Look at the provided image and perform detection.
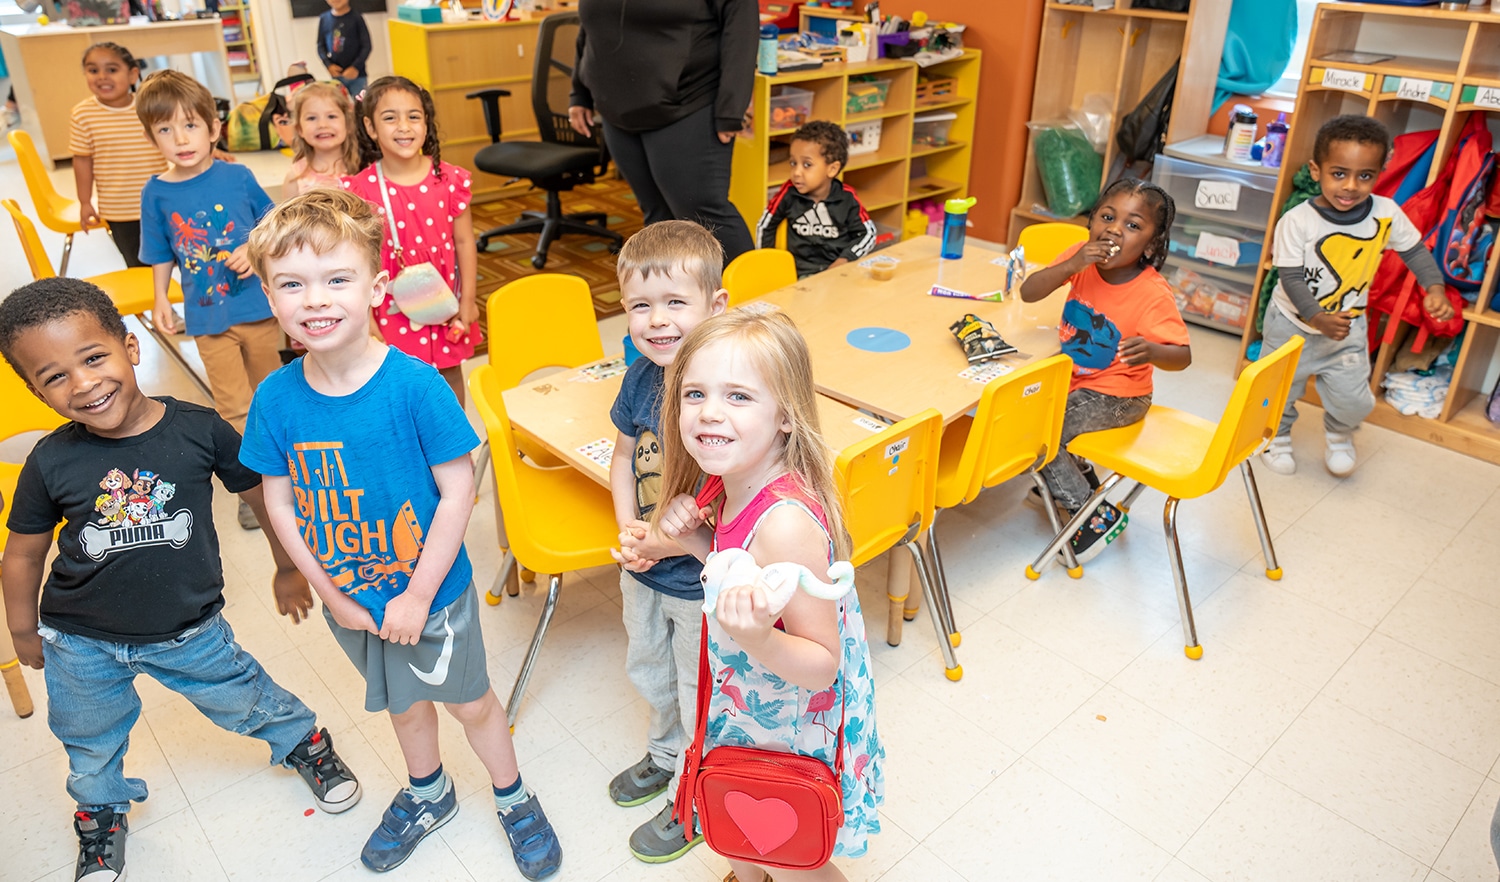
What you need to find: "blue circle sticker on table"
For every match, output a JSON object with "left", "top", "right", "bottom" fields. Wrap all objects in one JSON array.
[{"left": 847, "top": 327, "right": 911, "bottom": 353}]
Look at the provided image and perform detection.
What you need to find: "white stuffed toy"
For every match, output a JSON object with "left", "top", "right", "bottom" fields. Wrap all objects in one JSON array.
[{"left": 699, "top": 547, "right": 855, "bottom": 616}]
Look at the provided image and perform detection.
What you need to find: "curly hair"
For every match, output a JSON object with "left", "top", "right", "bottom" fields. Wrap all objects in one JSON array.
[
  {"left": 1313, "top": 114, "right": 1392, "bottom": 164},
  {"left": 0, "top": 278, "right": 127, "bottom": 378},
  {"left": 355, "top": 76, "right": 443, "bottom": 178},
  {"left": 1091, "top": 178, "right": 1176, "bottom": 271},
  {"left": 791, "top": 120, "right": 849, "bottom": 169}
]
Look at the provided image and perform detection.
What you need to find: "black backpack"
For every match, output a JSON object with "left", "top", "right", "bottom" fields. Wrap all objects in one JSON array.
[{"left": 1110, "top": 60, "right": 1178, "bottom": 183}]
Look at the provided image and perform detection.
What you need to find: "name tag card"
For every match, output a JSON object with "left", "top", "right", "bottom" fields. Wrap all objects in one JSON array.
[
  {"left": 1194, "top": 181, "right": 1241, "bottom": 212},
  {"left": 1193, "top": 231, "right": 1242, "bottom": 266},
  {"left": 1321, "top": 67, "right": 1368, "bottom": 92},
  {"left": 1396, "top": 77, "right": 1433, "bottom": 102},
  {"left": 1475, "top": 86, "right": 1500, "bottom": 110}
]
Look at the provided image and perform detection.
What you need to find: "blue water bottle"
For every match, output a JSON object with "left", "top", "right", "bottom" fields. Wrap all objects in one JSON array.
[
  {"left": 758, "top": 24, "right": 779, "bottom": 76},
  {"left": 940, "top": 196, "right": 977, "bottom": 260}
]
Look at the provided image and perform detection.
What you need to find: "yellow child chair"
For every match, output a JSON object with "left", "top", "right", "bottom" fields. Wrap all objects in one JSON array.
[
  {"left": 0, "top": 365, "right": 66, "bottom": 719},
  {"left": 9, "top": 130, "right": 86, "bottom": 277},
  {"left": 1025, "top": 336, "right": 1305, "bottom": 660},
  {"left": 835, "top": 408, "right": 961, "bottom": 680},
  {"left": 1016, "top": 221, "right": 1090, "bottom": 267},
  {"left": 926, "top": 354, "right": 1082, "bottom": 648},
  {"left": 470, "top": 364, "right": 620, "bottom": 726},
  {"left": 3, "top": 199, "right": 212, "bottom": 402},
  {"left": 479, "top": 274, "right": 606, "bottom": 597},
  {"left": 723, "top": 248, "right": 797, "bottom": 308}
]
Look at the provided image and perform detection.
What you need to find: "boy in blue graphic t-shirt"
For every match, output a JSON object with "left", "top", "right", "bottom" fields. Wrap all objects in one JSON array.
[{"left": 240, "top": 188, "right": 563, "bottom": 880}]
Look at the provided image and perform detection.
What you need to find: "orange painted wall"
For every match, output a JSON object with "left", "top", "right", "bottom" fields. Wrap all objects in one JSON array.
[{"left": 848, "top": 0, "right": 1043, "bottom": 242}]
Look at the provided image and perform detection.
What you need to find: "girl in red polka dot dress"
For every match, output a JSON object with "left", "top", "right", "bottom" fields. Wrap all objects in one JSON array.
[{"left": 344, "top": 76, "right": 479, "bottom": 403}]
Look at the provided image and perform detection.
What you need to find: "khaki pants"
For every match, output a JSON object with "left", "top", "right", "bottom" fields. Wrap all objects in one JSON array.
[{"left": 194, "top": 317, "right": 282, "bottom": 433}]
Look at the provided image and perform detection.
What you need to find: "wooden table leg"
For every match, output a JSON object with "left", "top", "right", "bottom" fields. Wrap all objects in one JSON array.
[
  {"left": 0, "top": 606, "right": 34, "bottom": 719},
  {"left": 885, "top": 550, "right": 912, "bottom": 647}
]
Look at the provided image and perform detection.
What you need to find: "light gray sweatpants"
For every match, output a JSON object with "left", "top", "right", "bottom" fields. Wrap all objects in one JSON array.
[
  {"left": 619, "top": 569, "right": 702, "bottom": 801},
  {"left": 1262, "top": 304, "right": 1376, "bottom": 437}
]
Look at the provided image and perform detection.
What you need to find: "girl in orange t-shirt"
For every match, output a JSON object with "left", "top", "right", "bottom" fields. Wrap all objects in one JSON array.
[{"left": 1020, "top": 178, "right": 1192, "bottom": 562}]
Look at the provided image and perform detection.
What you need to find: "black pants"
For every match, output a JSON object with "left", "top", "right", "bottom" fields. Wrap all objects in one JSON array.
[
  {"left": 107, "top": 220, "right": 145, "bottom": 268},
  {"left": 602, "top": 104, "right": 753, "bottom": 264}
]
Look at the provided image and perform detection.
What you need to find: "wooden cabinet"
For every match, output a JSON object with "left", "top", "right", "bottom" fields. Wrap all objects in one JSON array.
[
  {"left": 218, "top": 2, "right": 258, "bottom": 83},
  {"left": 1009, "top": 0, "right": 1231, "bottom": 234},
  {"left": 728, "top": 50, "right": 981, "bottom": 245},
  {"left": 1241, "top": 2, "right": 1500, "bottom": 465},
  {"left": 388, "top": 18, "right": 541, "bottom": 201}
]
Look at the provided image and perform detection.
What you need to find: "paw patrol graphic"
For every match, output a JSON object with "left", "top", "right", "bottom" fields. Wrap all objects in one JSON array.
[
  {"left": 634, "top": 428, "right": 664, "bottom": 518},
  {"left": 81, "top": 466, "right": 193, "bottom": 560},
  {"left": 287, "top": 441, "right": 426, "bottom": 602},
  {"left": 1060, "top": 299, "right": 1123, "bottom": 373},
  {"left": 1309, "top": 219, "right": 1394, "bottom": 316}
]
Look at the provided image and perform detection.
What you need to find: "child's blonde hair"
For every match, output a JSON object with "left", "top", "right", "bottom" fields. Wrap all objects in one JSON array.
[
  {"left": 653, "top": 306, "right": 851, "bottom": 560},
  {"left": 135, "top": 69, "right": 217, "bottom": 133},
  {"left": 616, "top": 220, "right": 724, "bottom": 301},
  {"left": 289, "top": 82, "right": 360, "bottom": 176},
  {"left": 245, "top": 188, "right": 384, "bottom": 282}
]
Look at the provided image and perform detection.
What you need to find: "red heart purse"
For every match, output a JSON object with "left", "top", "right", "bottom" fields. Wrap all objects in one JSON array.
[{"left": 674, "top": 615, "right": 845, "bottom": 870}]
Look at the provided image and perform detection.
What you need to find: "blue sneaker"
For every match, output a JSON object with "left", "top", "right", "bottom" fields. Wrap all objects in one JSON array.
[
  {"left": 498, "top": 792, "right": 563, "bottom": 880},
  {"left": 360, "top": 779, "right": 459, "bottom": 872}
]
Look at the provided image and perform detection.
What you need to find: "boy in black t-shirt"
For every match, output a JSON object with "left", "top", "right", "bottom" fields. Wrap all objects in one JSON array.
[
  {"left": 0, "top": 278, "right": 362, "bottom": 882},
  {"left": 756, "top": 120, "right": 878, "bottom": 277}
]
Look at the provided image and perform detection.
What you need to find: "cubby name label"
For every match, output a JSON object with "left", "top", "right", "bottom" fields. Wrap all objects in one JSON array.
[
  {"left": 1194, "top": 181, "right": 1241, "bottom": 212},
  {"left": 1475, "top": 87, "right": 1500, "bottom": 110},
  {"left": 1397, "top": 78, "right": 1433, "bottom": 103},
  {"left": 1321, "top": 68, "right": 1367, "bottom": 92}
]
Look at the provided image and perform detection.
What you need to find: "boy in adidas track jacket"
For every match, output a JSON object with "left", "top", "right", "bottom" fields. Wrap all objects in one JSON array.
[{"left": 757, "top": 120, "right": 877, "bottom": 277}]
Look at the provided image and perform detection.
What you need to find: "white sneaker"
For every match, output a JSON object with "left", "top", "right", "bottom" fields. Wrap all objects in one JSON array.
[
  {"left": 1325, "top": 432, "right": 1357, "bottom": 477},
  {"left": 1260, "top": 435, "right": 1296, "bottom": 475}
]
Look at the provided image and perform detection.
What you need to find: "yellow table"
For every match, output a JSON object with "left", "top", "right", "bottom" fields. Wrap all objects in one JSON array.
[
  {"left": 500, "top": 358, "right": 887, "bottom": 489},
  {"left": 757, "top": 236, "right": 1064, "bottom": 425},
  {"left": 0, "top": 19, "right": 234, "bottom": 167}
]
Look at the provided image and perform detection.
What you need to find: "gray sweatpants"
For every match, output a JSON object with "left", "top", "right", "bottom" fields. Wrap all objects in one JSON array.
[
  {"left": 619, "top": 569, "right": 702, "bottom": 801},
  {"left": 1040, "top": 387, "right": 1152, "bottom": 513},
  {"left": 1262, "top": 305, "right": 1375, "bottom": 437}
]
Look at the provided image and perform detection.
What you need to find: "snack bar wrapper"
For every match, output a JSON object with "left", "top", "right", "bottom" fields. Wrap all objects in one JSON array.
[{"left": 949, "top": 313, "right": 1018, "bottom": 363}]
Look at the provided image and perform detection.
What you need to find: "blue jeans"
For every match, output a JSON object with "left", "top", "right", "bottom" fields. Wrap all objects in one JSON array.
[
  {"left": 39, "top": 613, "right": 317, "bottom": 813},
  {"left": 337, "top": 74, "right": 367, "bottom": 101}
]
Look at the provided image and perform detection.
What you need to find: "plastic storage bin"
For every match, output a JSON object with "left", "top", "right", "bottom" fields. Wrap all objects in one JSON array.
[
  {"left": 1165, "top": 263, "right": 1252, "bottom": 331},
  {"left": 846, "top": 119, "right": 883, "bottom": 155},
  {"left": 912, "top": 112, "right": 958, "bottom": 148},
  {"left": 769, "top": 86, "right": 814, "bottom": 131},
  {"left": 1152, "top": 154, "right": 1276, "bottom": 226},
  {"left": 1165, "top": 220, "right": 1263, "bottom": 268},
  {"left": 846, "top": 76, "right": 891, "bottom": 114}
]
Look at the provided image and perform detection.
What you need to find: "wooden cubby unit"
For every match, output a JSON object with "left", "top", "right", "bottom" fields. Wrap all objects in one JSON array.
[{"left": 1240, "top": 2, "right": 1500, "bottom": 465}]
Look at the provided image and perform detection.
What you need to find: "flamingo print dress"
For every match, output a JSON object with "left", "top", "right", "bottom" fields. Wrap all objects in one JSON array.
[{"left": 707, "top": 474, "right": 885, "bottom": 857}]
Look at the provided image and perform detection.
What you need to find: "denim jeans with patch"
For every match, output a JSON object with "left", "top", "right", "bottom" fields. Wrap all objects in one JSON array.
[
  {"left": 1040, "top": 387, "right": 1153, "bottom": 513},
  {"left": 39, "top": 612, "right": 317, "bottom": 813}
]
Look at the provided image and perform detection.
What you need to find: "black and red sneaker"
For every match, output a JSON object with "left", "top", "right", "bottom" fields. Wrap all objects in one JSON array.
[
  {"left": 73, "top": 808, "right": 127, "bottom": 881},
  {"left": 286, "top": 727, "right": 362, "bottom": 813}
]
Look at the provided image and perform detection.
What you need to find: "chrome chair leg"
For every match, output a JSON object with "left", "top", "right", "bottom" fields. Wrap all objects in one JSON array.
[
  {"left": 1163, "top": 497, "right": 1202, "bottom": 659},
  {"left": 473, "top": 441, "right": 490, "bottom": 491},
  {"left": 59, "top": 233, "right": 74, "bottom": 277},
  {"left": 1030, "top": 472, "right": 1082, "bottom": 575},
  {"left": 1026, "top": 473, "right": 1123, "bottom": 579},
  {"left": 904, "top": 540, "right": 961, "bottom": 680},
  {"left": 506, "top": 573, "right": 561, "bottom": 728},
  {"left": 1119, "top": 480, "right": 1148, "bottom": 512},
  {"left": 923, "top": 511, "right": 958, "bottom": 641},
  {"left": 135, "top": 311, "right": 215, "bottom": 402},
  {"left": 1240, "top": 461, "right": 1282, "bottom": 579}
]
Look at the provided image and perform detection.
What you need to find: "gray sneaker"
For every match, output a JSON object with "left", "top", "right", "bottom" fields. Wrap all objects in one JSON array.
[
  {"left": 74, "top": 808, "right": 127, "bottom": 881},
  {"left": 608, "top": 754, "right": 671, "bottom": 807},
  {"left": 628, "top": 801, "right": 702, "bottom": 863}
]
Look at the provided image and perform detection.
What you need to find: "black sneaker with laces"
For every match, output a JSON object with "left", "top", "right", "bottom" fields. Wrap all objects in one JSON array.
[
  {"left": 1068, "top": 501, "right": 1128, "bottom": 565},
  {"left": 285, "top": 727, "right": 362, "bottom": 813},
  {"left": 73, "top": 808, "right": 127, "bottom": 882}
]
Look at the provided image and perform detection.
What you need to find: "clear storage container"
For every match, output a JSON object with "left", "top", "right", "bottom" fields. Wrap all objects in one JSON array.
[
  {"left": 912, "top": 112, "right": 958, "bottom": 148},
  {"left": 769, "top": 86, "right": 814, "bottom": 131},
  {"left": 1152, "top": 154, "right": 1277, "bottom": 227}
]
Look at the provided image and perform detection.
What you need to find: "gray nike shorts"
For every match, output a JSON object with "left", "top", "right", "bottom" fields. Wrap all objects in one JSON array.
[{"left": 325, "top": 583, "right": 491, "bottom": 715}]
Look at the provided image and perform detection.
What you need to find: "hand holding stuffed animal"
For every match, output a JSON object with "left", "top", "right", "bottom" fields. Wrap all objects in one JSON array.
[{"left": 699, "top": 547, "right": 855, "bottom": 616}]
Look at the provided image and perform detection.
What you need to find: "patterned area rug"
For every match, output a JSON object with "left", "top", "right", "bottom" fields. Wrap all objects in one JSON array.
[{"left": 471, "top": 175, "right": 644, "bottom": 333}]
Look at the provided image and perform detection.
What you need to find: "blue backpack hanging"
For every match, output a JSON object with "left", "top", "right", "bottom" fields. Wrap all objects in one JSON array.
[{"left": 1433, "top": 147, "right": 1495, "bottom": 299}]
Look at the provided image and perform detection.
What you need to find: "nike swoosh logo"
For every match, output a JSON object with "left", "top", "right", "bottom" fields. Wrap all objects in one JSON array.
[{"left": 408, "top": 609, "right": 454, "bottom": 686}]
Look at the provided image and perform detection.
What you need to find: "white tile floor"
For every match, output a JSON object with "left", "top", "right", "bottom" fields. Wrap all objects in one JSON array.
[{"left": 3, "top": 150, "right": 1500, "bottom": 882}]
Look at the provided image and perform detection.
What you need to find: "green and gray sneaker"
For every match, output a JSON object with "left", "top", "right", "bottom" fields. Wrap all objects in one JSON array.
[
  {"left": 608, "top": 754, "right": 671, "bottom": 807},
  {"left": 628, "top": 801, "right": 702, "bottom": 863}
]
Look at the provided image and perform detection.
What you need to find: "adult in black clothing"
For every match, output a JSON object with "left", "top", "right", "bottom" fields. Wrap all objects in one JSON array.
[{"left": 568, "top": 0, "right": 756, "bottom": 263}]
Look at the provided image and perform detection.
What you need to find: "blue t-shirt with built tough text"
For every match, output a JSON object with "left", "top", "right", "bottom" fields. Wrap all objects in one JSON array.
[
  {"left": 139, "top": 161, "right": 274, "bottom": 336},
  {"left": 611, "top": 358, "right": 703, "bottom": 601},
  {"left": 239, "top": 348, "right": 480, "bottom": 627}
]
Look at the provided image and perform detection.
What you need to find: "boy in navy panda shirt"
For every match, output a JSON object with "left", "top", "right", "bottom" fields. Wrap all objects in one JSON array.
[{"left": 756, "top": 120, "right": 878, "bottom": 277}]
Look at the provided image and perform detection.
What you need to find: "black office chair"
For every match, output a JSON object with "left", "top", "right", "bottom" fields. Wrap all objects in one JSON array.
[{"left": 467, "top": 11, "right": 623, "bottom": 270}]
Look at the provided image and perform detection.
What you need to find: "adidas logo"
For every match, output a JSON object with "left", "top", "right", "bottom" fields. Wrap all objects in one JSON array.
[{"left": 791, "top": 203, "right": 841, "bottom": 239}]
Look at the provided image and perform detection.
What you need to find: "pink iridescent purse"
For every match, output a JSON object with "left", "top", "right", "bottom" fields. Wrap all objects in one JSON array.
[{"left": 376, "top": 162, "right": 460, "bottom": 327}]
